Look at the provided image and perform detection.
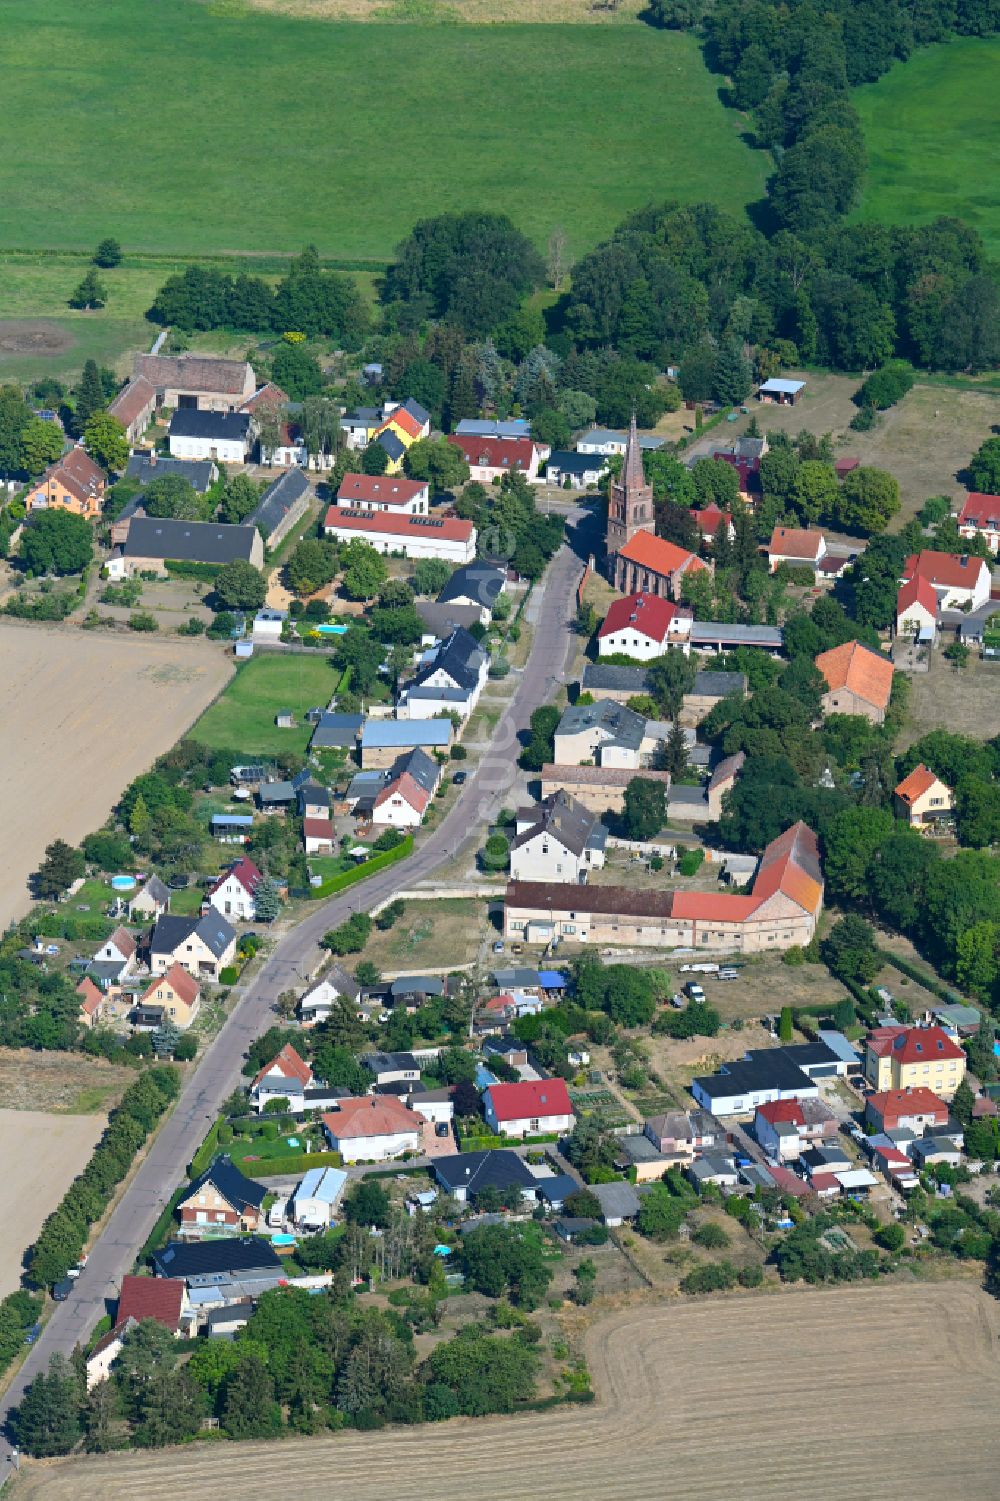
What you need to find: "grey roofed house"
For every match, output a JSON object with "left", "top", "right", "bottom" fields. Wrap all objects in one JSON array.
[
  {"left": 130, "top": 874, "right": 171, "bottom": 909},
  {"left": 544, "top": 450, "right": 608, "bottom": 478},
  {"left": 689, "top": 1153, "right": 739, "bottom": 1185},
  {"left": 296, "top": 781, "right": 331, "bottom": 813},
  {"left": 152, "top": 1237, "right": 281, "bottom": 1284},
  {"left": 310, "top": 712, "right": 364, "bottom": 750},
  {"left": 125, "top": 453, "right": 216, "bottom": 493},
  {"left": 618, "top": 1134, "right": 673, "bottom": 1168},
  {"left": 692, "top": 1048, "right": 816, "bottom": 1102},
  {"left": 123, "top": 516, "right": 259, "bottom": 566},
  {"left": 389, "top": 975, "right": 444, "bottom": 1000},
  {"left": 345, "top": 768, "right": 390, "bottom": 807},
  {"left": 437, "top": 562, "right": 507, "bottom": 613},
  {"left": 433, "top": 1149, "right": 537, "bottom": 1198},
  {"left": 581, "top": 663, "right": 650, "bottom": 696},
  {"left": 454, "top": 418, "right": 530, "bottom": 440},
  {"left": 410, "top": 626, "right": 486, "bottom": 694},
  {"left": 167, "top": 409, "right": 252, "bottom": 444},
  {"left": 150, "top": 911, "right": 235, "bottom": 962},
  {"left": 692, "top": 670, "right": 747, "bottom": 700},
  {"left": 415, "top": 599, "right": 483, "bottom": 638},
  {"left": 186, "top": 1155, "right": 266, "bottom": 1214},
  {"left": 247, "top": 467, "right": 311, "bottom": 540},
  {"left": 533, "top": 1173, "right": 579, "bottom": 1207},
  {"left": 512, "top": 789, "right": 608, "bottom": 860},
  {"left": 362, "top": 1050, "right": 419, "bottom": 1074},
  {"left": 492, "top": 967, "right": 541, "bottom": 989},
  {"left": 362, "top": 720, "right": 452, "bottom": 751},
  {"left": 591, "top": 1181, "right": 641, "bottom": 1224},
  {"left": 393, "top": 746, "right": 439, "bottom": 796},
  {"left": 739, "top": 1162, "right": 777, "bottom": 1191},
  {"left": 404, "top": 684, "right": 470, "bottom": 708},
  {"left": 258, "top": 779, "right": 295, "bottom": 807},
  {"left": 556, "top": 698, "right": 646, "bottom": 753}
]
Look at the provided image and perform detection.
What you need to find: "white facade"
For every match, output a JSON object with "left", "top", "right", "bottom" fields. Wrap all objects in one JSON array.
[
  {"left": 691, "top": 1080, "right": 819, "bottom": 1118},
  {"left": 411, "top": 1096, "right": 455, "bottom": 1126},
  {"left": 483, "top": 1107, "right": 575, "bottom": 1140},
  {"left": 371, "top": 786, "right": 425, "bottom": 828},
  {"left": 327, "top": 1126, "right": 421, "bottom": 1164},
  {"left": 896, "top": 599, "right": 937, "bottom": 640},
  {"left": 598, "top": 618, "right": 691, "bottom": 660},
  {"left": 206, "top": 873, "right": 256, "bottom": 922},
  {"left": 509, "top": 829, "right": 605, "bottom": 884},
  {"left": 299, "top": 975, "right": 351, "bottom": 1025},
  {"left": 169, "top": 433, "right": 250, "bottom": 464},
  {"left": 323, "top": 516, "right": 476, "bottom": 564}
]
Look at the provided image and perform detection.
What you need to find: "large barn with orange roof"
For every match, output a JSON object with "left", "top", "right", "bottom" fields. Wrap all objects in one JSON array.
[
  {"left": 815, "top": 640, "right": 894, "bottom": 724},
  {"left": 505, "top": 821, "right": 822, "bottom": 954}
]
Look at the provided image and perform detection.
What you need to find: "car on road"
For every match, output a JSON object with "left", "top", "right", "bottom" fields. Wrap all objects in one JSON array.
[
  {"left": 52, "top": 1279, "right": 73, "bottom": 1301},
  {"left": 452, "top": 771, "right": 468, "bottom": 785}
]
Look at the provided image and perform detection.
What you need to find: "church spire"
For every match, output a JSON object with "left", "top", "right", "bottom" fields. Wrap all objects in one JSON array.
[{"left": 622, "top": 412, "right": 645, "bottom": 492}]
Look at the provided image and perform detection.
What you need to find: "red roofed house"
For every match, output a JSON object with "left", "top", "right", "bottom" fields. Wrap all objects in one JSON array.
[
  {"left": 815, "top": 640, "right": 894, "bottom": 724},
  {"left": 767, "top": 526, "right": 827, "bottom": 573},
  {"left": 690, "top": 502, "right": 736, "bottom": 544},
  {"left": 956, "top": 493, "right": 1000, "bottom": 555},
  {"left": 322, "top": 1096, "right": 423, "bottom": 1162},
  {"left": 108, "top": 376, "right": 157, "bottom": 446},
  {"left": 446, "top": 434, "right": 544, "bottom": 484},
  {"left": 483, "top": 1078, "right": 575, "bottom": 1139},
  {"left": 303, "top": 815, "right": 335, "bottom": 855},
  {"left": 505, "top": 820, "right": 823, "bottom": 954},
  {"left": 371, "top": 770, "right": 432, "bottom": 829},
  {"left": 597, "top": 592, "right": 693, "bottom": 660},
  {"left": 26, "top": 446, "right": 107, "bottom": 521},
  {"left": 205, "top": 855, "right": 263, "bottom": 922},
  {"left": 323, "top": 505, "right": 476, "bottom": 565},
  {"left": 77, "top": 976, "right": 106, "bottom": 1029},
  {"left": 866, "top": 1087, "right": 949, "bottom": 1135},
  {"left": 896, "top": 574, "right": 938, "bottom": 643},
  {"left": 864, "top": 1025, "right": 966, "bottom": 1098},
  {"left": 903, "top": 550, "right": 991, "bottom": 610},
  {"left": 87, "top": 1275, "right": 190, "bottom": 1388},
  {"left": 251, "top": 1043, "right": 314, "bottom": 1108},
  {"left": 754, "top": 1095, "right": 839, "bottom": 1162},
  {"left": 894, "top": 764, "right": 953, "bottom": 829},
  {"left": 335, "top": 473, "right": 430, "bottom": 515},
  {"left": 139, "top": 964, "right": 202, "bottom": 1030}
]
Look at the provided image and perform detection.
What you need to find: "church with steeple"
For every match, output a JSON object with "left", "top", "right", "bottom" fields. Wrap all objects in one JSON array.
[
  {"left": 605, "top": 414, "right": 654, "bottom": 563},
  {"left": 605, "top": 415, "right": 709, "bottom": 602}
]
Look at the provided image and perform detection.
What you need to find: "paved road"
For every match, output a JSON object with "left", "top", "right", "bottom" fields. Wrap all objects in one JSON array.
[{"left": 0, "top": 509, "right": 596, "bottom": 1455}]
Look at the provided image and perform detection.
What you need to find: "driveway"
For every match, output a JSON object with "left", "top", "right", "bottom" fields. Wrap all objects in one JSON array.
[{"left": 0, "top": 510, "right": 596, "bottom": 1457}]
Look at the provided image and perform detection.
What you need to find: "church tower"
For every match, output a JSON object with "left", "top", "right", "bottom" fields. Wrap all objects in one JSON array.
[{"left": 605, "top": 414, "right": 655, "bottom": 565}]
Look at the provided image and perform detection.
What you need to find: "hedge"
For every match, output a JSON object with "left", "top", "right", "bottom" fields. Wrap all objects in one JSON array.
[
  {"left": 164, "top": 559, "right": 220, "bottom": 580},
  {"left": 308, "top": 833, "right": 413, "bottom": 900},
  {"left": 878, "top": 949, "right": 965, "bottom": 1007},
  {"left": 189, "top": 1118, "right": 223, "bottom": 1179},
  {"left": 237, "top": 1148, "right": 344, "bottom": 1177}
]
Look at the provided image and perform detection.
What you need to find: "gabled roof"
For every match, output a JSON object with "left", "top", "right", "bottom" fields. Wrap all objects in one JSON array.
[
  {"left": 324, "top": 507, "right": 473, "bottom": 543},
  {"left": 362, "top": 719, "right": 451, "bottom": 749},
  {"left": 108, "top": 376, "right": 156, "bottom": 426},
  {"left": 615, "top": 531, "right": 705, "bottom": 578},
  {"left": 115, "top": 1274, "right": 185, "bottom": 1332},
  {"left": 903, "top": 550, "right": 991, "bottom": 590},
  {"left": 897, "top": 574, "right": 938, "bottom": 618},
  {"left": 210, "top": 855, "right": 263, "bottom": 899},
  {"left": 184, "top": 1154, "right": 267, "bottom": 1213},
  {"left": 411, "top": 626, "right": 486, "bottom": 693},
  {"left": 142, "top": 963, "right": 200, "bottom": 1010},
  {"left": 124, "top": 517, "right": 258, "bottom": 566},
  {"left": 41, "top": 446, "right": 105, "bottom": 504},
  {"left": 511, "top": 789, "right": 605, "bottom": 858},
  {"left": 755, "top": 1098, "right": 805, "bottom": 1127},
  {"left": 768, "top": 526, "right": 825, "bottom": 561},
  {"left": 895, "top": 763, "right": 946, "bottom": 805},
  {"left": 889, "top": 1026, "right": 964, "bottom": 1065},
  {"left": 323, "top": 1096, "right": 422, "bottom": 1139},
  {"left": 749, "top": 820, "right": 823, "bottom": 915},
  {"left": 433, "top": 1149, "right": 536, "bottom": 1195},
  {"left": 376, "top": 429, "right": 406, "bottom": 461},
  {"left": 248, "top": 467, "right": 311, "bottom": 534},
  {"left": 393, "top": 746, "right": 440, "bottom": 795},
  {"left": 485, "top": 1078, "right": 573, "bottom": 1122},
  {"left": 134, "top": 353, "right": 253, "bottom": 396},
  {"left": 815, "top": 641, "right": 893, "bottom": 711},
  {"left": 437, "top": 562, "right": 507, "bottom": 609},
  {"left": 76, "top": 976, "right": 103, "bottom": 1017},
  {"left": 152, "top": 1236, "right": 281, "bottom": 1280},
  {"left": 241, "top": 381, "right": 290, "bottom": 412},
  {"left": 253, "top": 1043, "right": 313, "bottom": 1091},
  {"left": 373, "top": 770, "right": 432, "bottom": 816},
  {"left": 868, "top": 1087, "right": 948, "bottom": 1122},
  {"left": 125, "top": 454, "right": 216, "bottom": 493},
  {"left": 598, "top": 592, "right": 689, "bottom": 643},
  {"left": 691, "top": 501, "right": 734, "bottom": 532},
  {"left": 958, "top": 492, "right": 1000, "bottom": 529},
  {"left": 168, "top": 409, "right": 251, "bottom": 442},
  {"left": 555, "top": 697, "right": 646, "bottom": 751},
  {"left": 336, "top": 473, "right": 428, "bottom": 506},
  {"left": 194, "top": 911, "right": 236, "bottom": 958},
  {"left": 134, "top": 874, "right": 171, "bottom": 906},
  {"left": 446, "top": 434, "right": 539, "bottom": 469},
  {"left": 107, "top": 925, "right": 137, "bottom": 960}
]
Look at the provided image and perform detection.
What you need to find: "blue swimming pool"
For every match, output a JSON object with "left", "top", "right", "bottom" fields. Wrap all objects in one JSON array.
[
  {"left": 110, "top": 875, "right": 136, "bottom": 891},
  {"left": 312, "top": 623, "right": 348, "bottom": 636},
  {"left": 271, "top": 1233, "right": 296, "bottom": 1246}
]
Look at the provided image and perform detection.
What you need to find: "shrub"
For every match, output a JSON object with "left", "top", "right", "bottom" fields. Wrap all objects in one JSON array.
[
  {"left": 450, "top": 744, "right": 467, "bottom": 760},
  {"left": 128, "top": 611, "right": 158, "bottom": 633},
  {"left": 679, "top": 1261, "right": 737, "bottom": 1295},
  {"left": 691, "top": 1222, "right": 730, "bottom": 1249},
  {"left": 738, "top": 1263, "right": 764, "bottom": 1288},
  {"left": 219, "top": 965, "right": 239, "bottom": 985},
  {"left": 174, "top": 1034, "right": 198, "bottom": 1062},
  {"left": 677, "top": 847, "right": 704, "bottom": 877},
  {"left": 856, "top": 363, "right": 913, "bottom": 412}
]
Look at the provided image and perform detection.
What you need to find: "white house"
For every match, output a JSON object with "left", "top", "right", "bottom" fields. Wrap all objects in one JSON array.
[
  {"left": 410, "top": 1089, "right": 454, "bottom": 1127},
  {"left": 576, "top": 427, "right": 664, "bottom": 457},
  {"left": 252, "top": 608, "right": 287, "bottom": 643},
  {"left": 322, "top": 1097, "right": 423, "bottom": 1163},
  {"left": 956, "top": 493, "right": 1000, "bottom": 555},
  {"left": 482, "top": 1079, "right": 575, "bottom": 1139},
  {"left": 509, "top": 790, "right": 608, "bottom": 883},
  {"left": 445, "top": 435, "right": 545, "bottom": 484},
  {"left": 289, "top": 1167, "right": 348, "bottom": 1229},
  {"left": 597, "top": 592, "right": 693, "bottom": 660},
  {"left": 250, "top": 1043, "right": 314, "bottom": 1111},
  {"left": 168, "top": 410, "right": 252, "bottom": 463},
  {"left": 903, "top": 550, "right": 992, "bottom": 611},
  {"left": 93, "top": 926, "right": 138, "bottom": 976},
  {"left": 335, "top": 473, "right": 430, "bottom": 514},
  {"left": 298, "top": 965, "right": 361, "bottom": 1026},
  {"left": 767, "top": 526, "right": 827, "bottom": 573},
  {"left": 896, "top": 575, "right": 938, "bottom": 643},
  {"left": 303, "top": 816, "right": 335, "bottom": 855},
  {"left": 371, "top": 771, "right": 431, "bottom": 828},
  {"left": 205, "top": 856, "right": 263, "bottom": 922},
  {"left": 323, "top": 506, "right": 476, "bottom": 564}
]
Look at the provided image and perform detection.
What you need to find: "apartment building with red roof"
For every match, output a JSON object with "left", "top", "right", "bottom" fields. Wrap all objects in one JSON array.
[
  {"left": 864, "top": 1024, "right": 966, "bottom": 1098},
  {"left": 445, "top": 433, "right": 545, "bottom": 483},
  {"left": 324, "top": 505, "right": 476, "bottom": 564},
  {"left": 334, "top": 473, "right": 430, "bottom": 514}
]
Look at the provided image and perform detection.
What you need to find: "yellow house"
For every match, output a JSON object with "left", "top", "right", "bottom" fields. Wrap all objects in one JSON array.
[
  {"left": 864, "top": 1025, "right": 966, "bottom": 1099},
  {"left": 139, "top": 963, "right": 201, "bottom": 1030},
  {"left": 894, "top": 764, "right": 953, "bottom": 830},
  {"left": 369, "top": 399, "right": 430, "bottom": 475},
  {"left": 26, "top": 448, "right": 106, "bottom": 521}
]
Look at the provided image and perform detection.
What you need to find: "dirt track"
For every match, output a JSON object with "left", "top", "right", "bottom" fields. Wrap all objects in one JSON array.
[
  {"left": 0, "top": 625, "right": 231, "bottom": 928},
  {"left": 15, "top": 1283, "right": 1000, "bottom": 1500}
]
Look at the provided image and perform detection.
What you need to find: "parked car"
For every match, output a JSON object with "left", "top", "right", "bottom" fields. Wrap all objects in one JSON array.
[
  {"left": 52, "top": 1279, "right": 73, "bottom": 1302},
  {"left": 685, "top": 981, "right": 706, "bottom": 1003},
  {"left": 493, "top": 941, "right": 504, "bottom": 953},
  {"left": 452, "top": 771, "right": 468, "bottom": 785},
  {"left": 435, "top": 1121, "right": 450, "bottom": 1138},
  {"left": 717, "top": 968, "right": 739, "bottom": 981}
]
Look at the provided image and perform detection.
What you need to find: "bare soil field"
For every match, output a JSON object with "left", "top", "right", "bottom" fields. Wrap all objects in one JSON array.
[
  {"left": 0, "top": 1051, "right": 134, "bottom": 1115},
  {"left": 18, "top": 1283, "right": 1000, "bottom": 1500},
  {"left": 902, "top": 645, "right": 1000, "bottom": 745},
  {"left": 0, "top": 625, "right": 232, "bottom": 928},
  {"left": 0, "top": 1110, "right": 106, "bottom": 1298}
]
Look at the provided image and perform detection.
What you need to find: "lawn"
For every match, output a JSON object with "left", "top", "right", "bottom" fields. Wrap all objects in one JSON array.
[
  {"left": 190, "top": 654, "right": 340, "bottom": 756},
  {"left": 853, "top": 37, "right": 1000, "bottom": 257},
  {"left": 0, "top": 1, "right": 768, "bottom": 265},
  {"left": 361, "top": 897, "right": 490, "bottom": 973}
]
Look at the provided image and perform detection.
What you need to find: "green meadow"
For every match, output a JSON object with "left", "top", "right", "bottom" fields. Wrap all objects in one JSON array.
[
  {"left": 853, "top": 37, "right": 1000, "bottom": 257},
  {"left": 0, "top": 0, "right": 767, "bottom": 263}
]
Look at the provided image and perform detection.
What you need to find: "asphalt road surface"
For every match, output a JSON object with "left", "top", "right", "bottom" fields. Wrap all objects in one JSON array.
[{"left": 0, "top": 509, "right": 595, "bottom": 1458}]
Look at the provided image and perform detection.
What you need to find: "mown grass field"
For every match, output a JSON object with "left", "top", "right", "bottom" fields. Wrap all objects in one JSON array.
[
  {"left": 190, "top": 654, "right": 340, "bottom": 756},
  {"left": 853, "top": 37, "right": 1000, "bottom": 256},
  {"left": 0, "top": 0, "right": 767, "bottom": 264}
]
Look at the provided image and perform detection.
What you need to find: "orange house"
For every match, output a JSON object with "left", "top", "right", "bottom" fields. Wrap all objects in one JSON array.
[{"left": 27, "top": 448, "right": 106, "bottom": 520}]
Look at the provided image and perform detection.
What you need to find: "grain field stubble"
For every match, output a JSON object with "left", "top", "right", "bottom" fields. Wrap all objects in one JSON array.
[{"left": 14, "top": 1283, "right": 1000, "bottom": 1500}]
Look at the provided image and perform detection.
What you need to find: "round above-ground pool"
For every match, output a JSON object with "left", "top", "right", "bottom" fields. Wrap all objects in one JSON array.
[{"left": 110, "top": 875, "right": 137, "bottom": 891}]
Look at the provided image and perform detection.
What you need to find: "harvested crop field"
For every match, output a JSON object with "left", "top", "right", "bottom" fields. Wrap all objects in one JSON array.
[
  {"left": 17, "top": 1283, "right": 1000, "bottom": 1500},
  {"left": 0, "top": 1051, "right": 134, "bottom": 1116},
  {"left": 0, "top": 1110, "right": 106, "bottom": 1298},
  {"left": 0, "top": 625, "right": 231, "bottom": 928}
]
